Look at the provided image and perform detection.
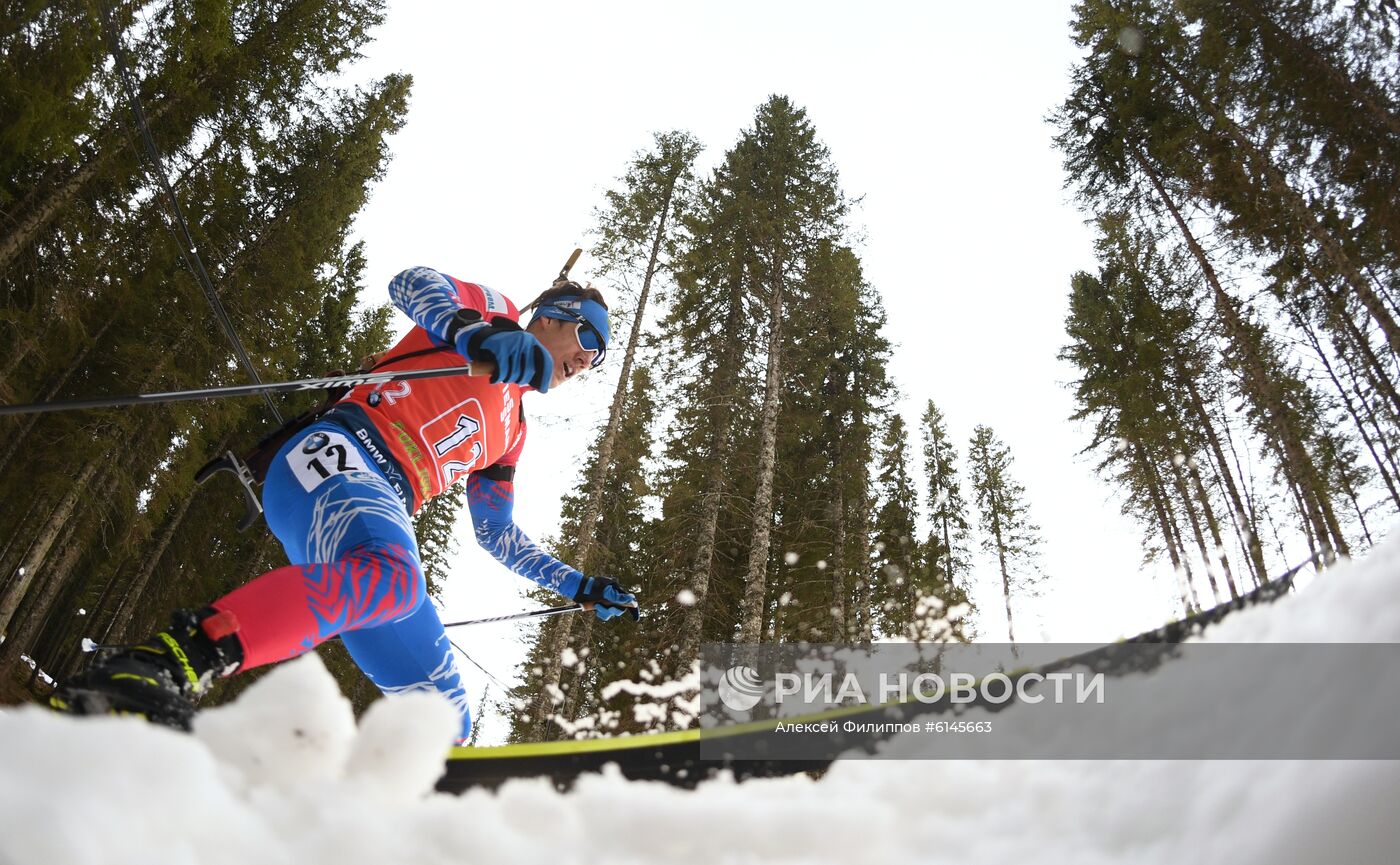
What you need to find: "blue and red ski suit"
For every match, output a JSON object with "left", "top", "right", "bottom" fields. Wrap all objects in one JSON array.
[{"left": 209, "top": 267, "right": 585, "bottom": 739}]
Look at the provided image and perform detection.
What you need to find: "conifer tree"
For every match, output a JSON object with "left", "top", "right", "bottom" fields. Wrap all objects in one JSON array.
[
  {"left": 726, "top": 96, "right": 847, "bottom": 647},
  {"left": 967, "top": 426, "right": 1044, "bottom": 648},
  {"left": 529, "top": 131, "right": 699, "bottom": 733},
  {"left": 0, "top": 4, "right": 411, "bottom": 704},
  {"left": 648, "top": 131, "right": 764, "bottom": 668},
  {"left": 1051, "top": 2, "right": 1378, "bottom": 566},
  {"left": 1059, "top": 215, "right": 1272, "bottom": 605},
  {"left": 774, "top": 242, "right": 891, "bottom": 642},
  {"left": 869, "top": 413, "right": 921, "bottom": 637},
  {"left": 509, "top": 365, "right": 659, "bottom": 740},
  {"left": 920, "top": 400, "right": 972, "bottom": 590},
  {"left": 509, "top": 102, "right": 892, "bottom": 737}
]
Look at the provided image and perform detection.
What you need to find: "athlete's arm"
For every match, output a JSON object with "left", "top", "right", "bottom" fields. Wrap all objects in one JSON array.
[
  {"left": 464, "top": 472, "right": 584, "bottom": 597},
  {"left": 388, "top": 266, "right": 470, "bottom": 344},
  {"left": 388, "top": 267, "right": 549, "bottom": 390}
]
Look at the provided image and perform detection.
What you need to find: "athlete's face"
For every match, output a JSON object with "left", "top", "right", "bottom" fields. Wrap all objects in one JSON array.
[{"left": 527, "top": 316, "right": 599, "bottom": 389}]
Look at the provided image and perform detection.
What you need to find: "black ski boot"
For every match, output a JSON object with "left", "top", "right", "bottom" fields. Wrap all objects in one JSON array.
[{"left": 51, "top": 608, "right": 244, "bottom": 731}]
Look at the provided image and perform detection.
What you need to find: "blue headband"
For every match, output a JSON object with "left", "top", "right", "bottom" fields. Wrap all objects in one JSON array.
[{"left": 531, "top": 296, "right": 610, "bottom": 367}]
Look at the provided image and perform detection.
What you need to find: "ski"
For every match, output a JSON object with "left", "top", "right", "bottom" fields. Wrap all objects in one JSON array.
[{"left": 436, "top": 558, "right": 1317, "bottom": 793}]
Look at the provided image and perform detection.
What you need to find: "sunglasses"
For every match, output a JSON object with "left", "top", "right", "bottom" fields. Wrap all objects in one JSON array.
[{"left": 551, "top": 306, "right": 607, "bottom": 368}]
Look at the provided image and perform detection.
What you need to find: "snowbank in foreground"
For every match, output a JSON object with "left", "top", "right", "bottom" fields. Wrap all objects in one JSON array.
[{"left": 3, "top": 537, "right": 1399, "bottom": 865}]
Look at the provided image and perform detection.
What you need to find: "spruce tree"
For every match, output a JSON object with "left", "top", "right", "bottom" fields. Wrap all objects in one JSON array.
[
  {"left": 0, "top": 4, "right": 411, "bottom": 704},
  {"left": 772, "top": 241, "right": 891, "bottom": 643},
  {"left": 1051, "top": 1, "right": 1379, "bottom": 568},
  {"left": 724, "top": 96, "right": 847, "bottom": 647},
  {"left": 528, "top": 130, "right": 699, "bottom": 734},
  {"left": 920, "top": 399, "right": 972, "bottom": 591},
  {"left": 869, "top": 413, "right": 922, "bottom": 638},
  {"left": 967, "top": 426, "right": 1044, "bottom": 649},
  {"left": 509, "top": 365, "right": 659, "bottom": 740}
]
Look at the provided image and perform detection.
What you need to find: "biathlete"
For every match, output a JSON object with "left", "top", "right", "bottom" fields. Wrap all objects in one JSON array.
[{"left": 53, "top": 264, "right": 638, "bottom": 740}]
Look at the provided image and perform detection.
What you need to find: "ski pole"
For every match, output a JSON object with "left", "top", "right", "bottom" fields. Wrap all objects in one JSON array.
[
  {"left": 0, "top": 362, "right": 495, "bottom": 417},
  {"left": 442, "top": 603, "right": 586, "bottom": 629}
]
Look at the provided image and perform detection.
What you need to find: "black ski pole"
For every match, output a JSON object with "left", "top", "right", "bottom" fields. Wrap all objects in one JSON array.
[
  {"left": 442, "top": 603, "right": 586, "bottom": 629},
  {"left": 0, "top": 361, "right": 496, "bottom": 417}
]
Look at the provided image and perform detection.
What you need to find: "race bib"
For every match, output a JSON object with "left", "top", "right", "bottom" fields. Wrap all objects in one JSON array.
[
  {"left": 288, "top": 429, "right": 363, "bottom": 493},
  {"left": 420, "top": 398, "right": 488, "bottom": 488}
]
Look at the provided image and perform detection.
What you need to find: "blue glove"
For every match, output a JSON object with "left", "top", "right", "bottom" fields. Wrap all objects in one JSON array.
[
  {"left": 451, "top": 313, "right": 553, "bottom": 393},
  {"left": 572, "top": 576, "right": 639, "bottom": 622}
]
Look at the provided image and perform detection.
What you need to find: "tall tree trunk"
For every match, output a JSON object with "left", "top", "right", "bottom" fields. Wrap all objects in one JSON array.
[
  {"left": 6, "top": 448, "right": 134, "bottom": 678},
  {"left": 106, "top": 478, "right": 200, "bottom": 641},
  {"left": 1313, "top": 474, "right": 1350, "bottom": 562},
  {"left": 1295, "top": 306, "right": 1400, "bottom": 509},
  {"left": 0, "top": 498, "right": 41, "bottom": 597},
  {"left": 1340, "top": 344, "right": 1400, "bottom": 489},
  {"left": 1312, "top": 268, "right": 1400, "bottom": 420},
  {"left": 1137, "top": 442, "right": 1194, "bottom": 615},
  {"left": 1337, "top": 470, "right": 1376, "bottom": 546},
  {"left": 558, "top": 620, "right": 591, "bottom": 725},
  {"left": 0, "top": 518, "right": 81, "bottom": 675},
  {"left": 737, "top": 267, "right": 786, "bottom": 646},
  {"left": 1133, "top": 147, "right": 1346, "bottom": 556},
  {"left": 1216, "top": 400, "right": 1271, "bottom": 587},
  {"left": 1, "top": 342, "right": 192, "bottom": 645},
  {"left": 530, "top": 613, "right": 569, "bottom": 736},
  {"left": 1187, "top": 459, "right": 1239, "bottom": 599},
  {"left": 0, "top": 44, "right": 179, "bottom": 278},
  {"left": 0, "top": 323, "right": 46, "bottom": 399},
  {"left": 0, "top": 317, "right": 116, "bottom": 479},
  {"left": 989, "top": 502, "right": 1017, "bottom": 653},
  {"left": 1157, "top": 467, "right": 1202, "bottom": 612},
  {"left": 0, "top": 155, "right": 109, "bottom": 276},
  {"left": 1169, "top": 459, "right": 1222, "bottom": 603},
  {"left": 1288, "top": 482, "right": 1323, "bottom": 562},
  {"left": 81, "top": 554, "right": 130, "bottom": 661},
  {"left": 851, "top": 490, "right": 874, "bottom": 645},
  {"left": 932, "top": 437, "right": 957, "bottom": 585},
  {"left": 676, "top": 265, "right": 747, "bottom": 665},
  {"left": 1181, "top": 376, "right": 1268, "bottom": 582},
  {"left": 829, "top": 480, "right": 847, "bottom": 638},
  {"left": 0, "top": 460, "right": 100, "bottom": 638},
  {"left": 551, "top": 167, "right": 683, "bottom": 727},
  {"left": 1158, "top": 61, "right": 1400, "bottom": 356},
  {"left": 573, "top": 175, "right": 678, "bottom": 569}
]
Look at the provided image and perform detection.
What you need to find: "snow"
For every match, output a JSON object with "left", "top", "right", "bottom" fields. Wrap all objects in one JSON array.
[
  {"left": 3, "top": 536, "right": 1400, "bottom": 864},
  {"left": 16, "top": 654, "right": 54, "bottom": 686}
]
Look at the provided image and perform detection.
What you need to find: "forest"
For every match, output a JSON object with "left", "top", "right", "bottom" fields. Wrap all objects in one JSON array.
[{"left": 1, "top": 0, "right": 1396, "bottom": 743}]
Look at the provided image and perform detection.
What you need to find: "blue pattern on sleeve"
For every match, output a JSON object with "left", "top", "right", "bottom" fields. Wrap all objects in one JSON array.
[
  {"left": 388, "top": 267, "right": 467, "bottom": 344},
  {"left": 465, "top": 474, "right": 584, "bottom": 598}
]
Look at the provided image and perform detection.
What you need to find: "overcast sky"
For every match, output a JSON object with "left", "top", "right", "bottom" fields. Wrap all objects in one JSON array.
[{"left": 342, "top": 1, "right": 1210, "bottom": 743}]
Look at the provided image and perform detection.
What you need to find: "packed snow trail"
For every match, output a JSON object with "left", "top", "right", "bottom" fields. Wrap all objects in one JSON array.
[{"left": 3, "top": 535, "right": 1400, "bottom": 864}]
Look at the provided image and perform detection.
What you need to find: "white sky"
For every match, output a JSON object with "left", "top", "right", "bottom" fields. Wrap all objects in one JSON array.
[{"left": 343, "top": 1, "right": 1213, "bottom": 743}]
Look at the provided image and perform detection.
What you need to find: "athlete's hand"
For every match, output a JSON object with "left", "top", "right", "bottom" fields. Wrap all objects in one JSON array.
[
  {"left": 473, "top": 327, "right": 553, "bottom": 393},
  {"left": 572, "top": 576, "right": 639, "bottom": 622}
]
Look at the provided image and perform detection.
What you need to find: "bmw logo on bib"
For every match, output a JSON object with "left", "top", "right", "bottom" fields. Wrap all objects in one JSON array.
[{"left": 302, "top": 431, "right": 330, "bottom": 454}]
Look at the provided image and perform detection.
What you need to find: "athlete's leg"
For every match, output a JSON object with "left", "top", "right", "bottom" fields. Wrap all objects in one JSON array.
[
  {"left": 53, "top": 423, "right": 430, "bottom": 726},
  {"left": 210, "top": 424, "right": 425, "bottom": 666},
  {"left": 338, "top": 597, "right": 473, "bottom": 740},
  {"left": 214, "top": 423, "right": 471, "bottom": 736}
]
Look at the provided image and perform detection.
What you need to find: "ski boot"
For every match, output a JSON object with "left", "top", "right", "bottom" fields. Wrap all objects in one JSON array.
[{"left": 50, "top": 608, "right": 244, "bottom": 731}]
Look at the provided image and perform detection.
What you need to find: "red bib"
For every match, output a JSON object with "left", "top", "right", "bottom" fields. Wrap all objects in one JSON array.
[{"left": 338, "top": 278, "right": 527, "bottom": 511}]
